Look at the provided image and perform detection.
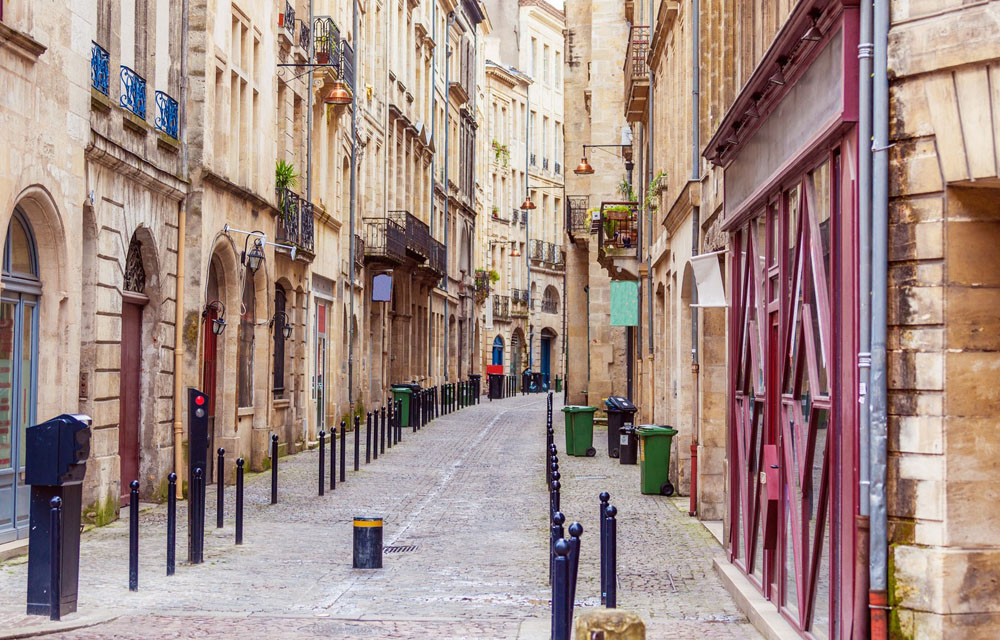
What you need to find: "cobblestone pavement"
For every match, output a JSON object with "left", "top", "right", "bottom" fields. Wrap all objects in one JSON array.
[{"left": 0, "top": 394, "right": 759, "bottom": 639}]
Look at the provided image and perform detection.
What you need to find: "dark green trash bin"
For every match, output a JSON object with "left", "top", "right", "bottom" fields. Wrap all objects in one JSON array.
[
  {"left": 561, "top": 406, "right": 597, "bottom": 457},
  {"left": 391, "top": 386, "right": 414, "bottom": 428},
  {"left": 555, "top": 377, "right": 562, "bottom": 393},
  {"left": 637, "top": 425, "right": 678, "bottom": 495}
]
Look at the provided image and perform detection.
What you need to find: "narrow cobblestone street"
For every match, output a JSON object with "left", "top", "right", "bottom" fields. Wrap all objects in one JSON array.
[{"left": 0, "top": 396, "right": 759, "bottom": 639}]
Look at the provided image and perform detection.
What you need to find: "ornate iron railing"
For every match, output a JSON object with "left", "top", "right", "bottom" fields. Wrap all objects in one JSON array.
[
  {"left": 299, "top": 18, "right": 311, "bottom": 51},
  {"left": 284, "top": 1, "right": 296, "bottom": 39},
  {"left": 363, "top": 217, "right": 406, "bottom": 263},
  {"left": 154, "top": 90, "right": 179, "bottom": 138},
  {"left": 353, "top": 233, "right": 364, "bottom": 271},
  {"left": 429, "top": 239, "right": 446, "bottom": 275},
  {"left": 624, "top": 26, "right": 650, "bottom": 102},
  {"left": 567, "top": 196, "right": 590, "bottom": 237},
  {"left": 388, "top": 210, "right": 430, "bottom": 260},
  {"left": 545, "top": 242, "right": 561, "bottom": 265},
  {"left": 542, "top": 297, "right": 558, "bottom": 314},
  {"left": 598, "top": 202, "right": 640, "bottom": 257},
  {"left": 340, "top": 39, "right": 355, "bottom": 89},
  {"left": 474, "top": 270, "right": 490, "bottom": 294},
  {"left": 528, "top": 239, "right": 545, "bottom": 262},
  {"left": 493, "top": 295, "right": 510, "bottom": 320},
  {"left": 119, "top": 65, "right": 146, "bottom": 119},
  {"left": 91, "top": 42, "right": 110, "bottom": 95},
  {"left": 521, "top": 210, "right": 528, "bottom": 226},
  {"left": 275, "top": 187, "right": 315, "bottom": 252},
  {"left": 313, "top": 17, "right": 339, "bottom": 66}
]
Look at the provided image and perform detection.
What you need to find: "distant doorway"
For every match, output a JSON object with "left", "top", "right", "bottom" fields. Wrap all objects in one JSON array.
[
  {"left": 492, "top": 335, "right": 504, "bottom": 366},
  {"left": 119, "top": 236, "right": 148, "bottom": 504}
]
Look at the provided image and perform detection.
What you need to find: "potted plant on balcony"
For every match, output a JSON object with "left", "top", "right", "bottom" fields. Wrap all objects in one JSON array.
[
  {"left": 276, "top": 160, "right": 299, "bottom": 191},
  {"left": 488, "top": 269, "right": 500, "bottom": 285},
  {"left": 492, "top": 205, "right": 500, "bottom": 218}
]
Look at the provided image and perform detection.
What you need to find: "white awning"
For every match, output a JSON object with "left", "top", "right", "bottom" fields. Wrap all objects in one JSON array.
[{"left": 690, "top": 250, "right": 728, "bottom": 308}]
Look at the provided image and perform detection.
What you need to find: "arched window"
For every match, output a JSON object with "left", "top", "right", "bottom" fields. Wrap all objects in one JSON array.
[
  {"left": 542, "top": 286, "right": 559, "bottom": 314},
  {"left": 492, "top": 335, "right": 504, "bottom": 366},
  {"left": 1, "top": 208, "right": 40, "bottom": 541}
]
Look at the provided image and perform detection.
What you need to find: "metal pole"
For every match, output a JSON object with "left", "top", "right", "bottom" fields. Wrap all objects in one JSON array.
[
  {"left": 129, "top": 481, "right": 139, "bottom": 591},
  {"left": 48, "top": 497, "right": 62, "bottom": 620},
  {"left": 348, "top": 0, "right": 359, "bottom": 409},
  {"left": 443, "top": 11, "right": 455, "bottom": 380},
  {"left": 167, "top": 473, "right": 176, "bottom": 575},
  {"left": 340, "top": 420, "right": 347, "bottom": 482},
  {"left": 216, "top": 447, "right": 225, "bottom": 528},
  {"left": 354, "top": 414, "right": 361, "bottom": 471},
  {"left": 318, "top": 431, "right": 325, "bottom": 495},
  {"left": 235, "top": 459, "right": 244, "bottom": 545},
  {"left": 270, "top": 434, "right": 279, "bottom": 504}
]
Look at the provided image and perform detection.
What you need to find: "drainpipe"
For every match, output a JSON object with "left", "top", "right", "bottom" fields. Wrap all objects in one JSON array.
[
  {"left": 348, "top": 0, "right": 359, "bottom": 408},
  {"left": 869, "top": 0, "right": 890, "bottom": 636},
  {"left": 687, "top": 0, "right": 701, "bottom": 516},
  {"left": 429, "top": 0, "right": 437, "bottom": 380},
  {"left": 443, "top": 11, "right": 455, "bottom": 380},
  {"left": 856, "top": 0, "right": 874, "bottom": 635},
  {"left": 525, "top": 85, "right": 531, "bottom": 370},
  {"left": 173, "top": 0, "right": 191, "bottom": 499},
  {"left": 584, "top": 285, "right": 591, "bottom": 386},
  {"left": 646, "top": 0, "right": 654, "bottom": 360}
]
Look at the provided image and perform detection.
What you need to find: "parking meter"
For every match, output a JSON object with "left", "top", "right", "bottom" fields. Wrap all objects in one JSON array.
[
  {"left": 187, "top": 388, "right": 209, "bottom": 562},
  {"left": 25, "top": 414, "right": 91, "bottom": 616}
]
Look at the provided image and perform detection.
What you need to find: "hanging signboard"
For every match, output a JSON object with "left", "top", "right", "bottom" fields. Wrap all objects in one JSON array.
[
  {"left": 609, "top": 280, "right": 638, "bottom": 326},
  {"left": 372, "top": 273, "right": 392, "bottom": 301}
]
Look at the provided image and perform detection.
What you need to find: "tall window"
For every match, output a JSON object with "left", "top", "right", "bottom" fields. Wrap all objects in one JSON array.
[
  {"left": 237, "top": 272, "right": 255, "bottom": 407},
  {"left": 0, "top": 209, "right": 39, "bottom": 541},
  {"left": 543, "top": 44, "right": 550, "bottom": 84},
  {"left": 531, "top": 37, "right": 538, "bottom": 77},
  {"left": 272, "top": 285, "right": 286, "bottom": 396},
  {"left": 555, "top": 52, "right": 561, "bottom": 86}
]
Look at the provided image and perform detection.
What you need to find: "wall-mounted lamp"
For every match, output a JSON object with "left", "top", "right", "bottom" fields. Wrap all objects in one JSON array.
[
  {"left": 520, "top": 196, "right": 536, "bottom": 210},
  {"left": 203, "top": 300, "right": 227, "bottom": 335},
  {"left": 270, "top": 310, "right": 293, "bottom": 339},
  {"left": 573, "top": 143, "right": 632, "bottom": 176},
  {"left": 242, "top": 235, "right": 265, "bottom": 273}
]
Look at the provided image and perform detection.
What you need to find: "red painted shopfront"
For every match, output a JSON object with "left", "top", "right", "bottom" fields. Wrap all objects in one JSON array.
[{"left": 706, "top": 3, "right": 862, "bottom": 638}]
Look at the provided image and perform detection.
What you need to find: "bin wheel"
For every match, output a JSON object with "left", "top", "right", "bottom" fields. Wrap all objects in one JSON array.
[
  {"left": 660, "top": 481, "right": 675, "bottom": 497},
  {"left": 610, "top": 449, "right": 619, "bottom": 459},
  {"left": 586, "top": 447, "right": 597, "bottom": 457}
]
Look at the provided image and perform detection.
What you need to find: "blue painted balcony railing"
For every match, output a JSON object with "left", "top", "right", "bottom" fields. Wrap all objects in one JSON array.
[
  {"left": 154, "top": 90, "right": 179, "bottom": 139},
  {"left": 91, "top": 42, "right": 110, "bottom": 95},
  {"left": 120, "top": 65, "right": 147, "bottom": 119}
]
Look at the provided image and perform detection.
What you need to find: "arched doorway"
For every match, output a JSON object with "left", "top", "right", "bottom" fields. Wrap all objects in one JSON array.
[
  {"left": 119, "top": 234, "right": 149, "bottom": 503},
  {"left": 0, "top": 209, "right": 39, "bottom": 542},
  {"left": 492, "top": 335, "right": 504, "bottom": 366},
  {"left": 540, "top": 327, "right": 556, "bottom": 383},
  {"left": 511, "top": 328, "right": 524, "bottom": 378}
]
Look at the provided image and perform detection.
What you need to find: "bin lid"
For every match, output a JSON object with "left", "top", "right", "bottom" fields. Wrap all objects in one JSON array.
[
  {"left": 605, "top": 396, "right": 637, "bottom": 412},
  {"left": 562, "top": 405, "right": 598, "bottom": 414},
  {"left": 392, "top": 382, "right": 421, "bottom": 390},
  {"left": 619, "top": 425, "right": 637, "bottom": 434},
  {"left": 390, "top": 386, "right": 415, "bottom": 395},
  {"left": 636, "top": 424, "right": 678, "bottom": 436},
  {"left": 469, "top": 374, "right": 482, "bottom": 380}
]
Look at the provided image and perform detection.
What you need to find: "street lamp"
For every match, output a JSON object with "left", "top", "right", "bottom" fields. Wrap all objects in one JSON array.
[
  {"left": 520, "top": 196, "right": 536, "bottom": 210},
  {"left": 203, "top": 300, "right": 227, "bottom": 335},
  {"left": 271, "top": 311, "right": 293, "bottom": 339},
  {"left": 573, "top": 143, "right": 633, "bottom": 176},
  {"left": 241, "top": 233, "right": 265, "bottom": 274},
  {"left": 324, "top": 81, "right": 352, "bottom": 105}
]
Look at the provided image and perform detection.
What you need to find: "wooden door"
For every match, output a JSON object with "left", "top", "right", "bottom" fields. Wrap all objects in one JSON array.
[
  {"left": 119, "top": 301, "right": 142, "bottom": 503},
  {"left": 202, "top": 308, "right": 220, "bottom": 483}
]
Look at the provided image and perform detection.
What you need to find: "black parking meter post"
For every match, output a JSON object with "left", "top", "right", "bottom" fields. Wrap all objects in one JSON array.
[
  {"left": 599, "top": 492, "right": 610, "bottom": 604},
  {"left": 605, "top": 505, "right": 618, "bottom": 608},
  {"left": 270, "top": 434, "right": 279, "bottom": 505},
  {"left": 235, "top": 459, "right": 244, "bottom": 545},
  {"left": 340, "top": 420, "right": 347, "bottom": 483},
  {"left": 129, "top": 481, "right": 139, "bottom": 591},
  {"left": 48, "top": 498, "right": 62, "bottom": 621},
  {"left": 318, "top": 431, "right": 326, "bottom": 496},
  {"left": 567, "top": 522, "right": 583, "bottom": 625},
  {"left": 167, "top": 473, "right": 176, "bottom": 576},
  {"left": 365, "top": 412, "right": 371, "bottom": 464},
  {"left": 216, "top": 448, "right": 225, "bottom": 528},
  {"left": 354, "top": 415, "right": 360, "bottom": 472}
]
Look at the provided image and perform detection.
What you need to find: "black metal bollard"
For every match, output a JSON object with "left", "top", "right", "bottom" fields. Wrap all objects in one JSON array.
[
  {"left": 129, "top": 480, "right": 139, "bottom": 591},
  {"left": 605, "top": 505, "right": 618, "bottom": 608},
  {"left": 48, "top": 497, "right": 62, "bottom": 621},
  {"left": 340, "top": 420, "right": 347, "bottom": 482},
  {"left": 354, "top": 415, "right": 360, "bottom": 472},
  {"left": 352, "top": 518, "right": 383, "bottom": 569},
  {"left": 192, "top": 469, "right": 204, "bottom": 563},
  {"left": 270, "top": 434, "right": 279, "bottom": 505},
  {"left": 552, "top": 538, "right": 571, "bottom": 640},
  {"left": 216, "top": 447, "right": 225, "bottom": 528},
  {"left": 167, "top": 473, "right": 177, "bottom": 576},
  {"left": 318, "top": 431, "right": 326, "bottom": 496},
  {"left": 599, "top": 492, "right": 610, "bottom": 604},
  {"left": 550, "top": 511, "right": 565, "bottom": 587},
  {"left": 396, "top": 400, "right": 402, "bottom": 443},
  {"left": 380, "top": 405, "right": 386, "bottom": 454},
  {"left": 235, "top": 459, "right": 244, "bottom": 545},
  {"left": 386, "top": 401, "right": 393, "bottom": 449},
  {"left": 330, "top": 420, "right": 337, "bottom": 490},
  {"left": 412, "top": 393, "right": 418, "bottom": 433},
  {"left": 365, "top": 412, "right": 372, "bottom": 464},
  {"left": 567, "top": 522, "right": 583, "bottom": 628},
  {"left": 550, "top": 479, "right": 560, "bottom": 521}
]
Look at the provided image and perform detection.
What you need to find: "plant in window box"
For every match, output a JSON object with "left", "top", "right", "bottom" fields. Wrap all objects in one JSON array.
[
  {"left": 488, "top": 269, "right": 500, "bottom": 284},
  {"left": 491, "top": 205, "right": 500, "bottom": 218},
  {"left": 276, "top": 160, "right": 299, "bottom": 192}
]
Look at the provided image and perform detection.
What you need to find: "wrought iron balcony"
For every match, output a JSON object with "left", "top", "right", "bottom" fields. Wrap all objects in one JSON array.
[
  {"left": 363, "top": 216, "right": 406, "bottom": 264},
  {"left": 544, "top": 242, "right": 561, "bottom": 265},
  {"left": 429, "top": 238, "right": 446, "bottom": 276},
  {"left": 521, "top": 210, "right": 528, "bottom": 226},
  {"left": 154, "top": 90, "right": 179, "bottom": 139},
  {"left": 597, "top": 201, "right": 640, "bottom": 280},
  {"left": 120, "top": 65, "right": 146, "bottom": 119},
  {"left": 541, "top": 297, "right": 558, "bottom": 314},
  {"left": 566, "top": 195, "right": 590, "bottom": 240},
  {"left": 313, "top": 17, "right": 340, "bottom": 66},
  {"left": 474, "top": 270, "right": 490, "bottom": 295},
  {"left": 388, "top": 210, "right": 430, "bottom": 260},
  {"left": 299, "top": 18, "right": 311, "bottom": 51},
  {"left": 493, "top": 295, "right": 510, "bottom": 321},
  {"left": 284, "top": 1, "right": 296, "bottom": 39},
  {"left": 528, "top": 239, "right": 545, "bottom": 262},
  {"left": 91, "top": 42, "right": 109, "bottom": 96},
  {"left": 341, "top": 39, "right": 355, "bottom": 90},
  {"left": 353, "top": 233, "right": 364, "bottom": 272},
  {"left": 275, "top": 187, "right": 315, "bottom": 253},
  {"left": 624, "top": 26, "right": 651, "bottom": 122}
]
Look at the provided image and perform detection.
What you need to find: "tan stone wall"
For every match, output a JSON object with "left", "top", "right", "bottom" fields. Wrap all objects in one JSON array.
[{"left": 887, "top": 2, "right": 1000, "bottom": 634}]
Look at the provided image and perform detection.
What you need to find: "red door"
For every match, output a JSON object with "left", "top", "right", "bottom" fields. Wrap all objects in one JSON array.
[{"left": 119, "top": 301, "right": 143, "bottom": 503}]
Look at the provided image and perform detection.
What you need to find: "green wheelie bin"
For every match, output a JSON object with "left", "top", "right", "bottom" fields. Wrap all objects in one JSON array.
[
  {"left": 555, "top": 377, "right": 562, "bottom": 392},
  {"left": 637, "top": 425, "right": 678, "bottom": 495},
  {"left": 391, "top": 386, "right": 414, "bottom": 428},
  {"left": 561, "top": 406, "right": 598, "bottom": 457}
]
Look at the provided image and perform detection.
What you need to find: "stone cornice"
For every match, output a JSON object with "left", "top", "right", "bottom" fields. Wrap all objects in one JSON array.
[
  {"left": 86, "top": 132, "right": 189, "bottom": 201},
  {"left": 0, "top": 21, "right": 46, "bottom": 60},
  {"left": 201, "top": 168, "right": 276, "bottom": 213}
]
